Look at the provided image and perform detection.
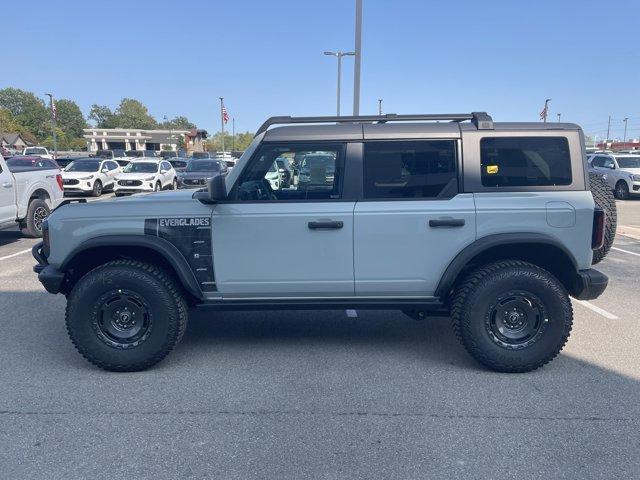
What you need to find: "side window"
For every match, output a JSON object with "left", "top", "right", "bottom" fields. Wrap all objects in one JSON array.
[
  {"left": 109, "top": 161, "right": 118, "bottom": 170},
  {"left": 363, "top": 140, "right": 457, "bottom": 199},
  {"left": 480, "top": 137, "right": 572, "bottom": 187},
  {"left": 602, "top": 157, "right": 615, "bottom": 169},
  {"left": 591, "top": 156, "right": 603, "bottom": 167},
  {"left": 162, "top": 161, "right": 172, "bottom": 171},
  {"left": 232, "top": 143, "right": 344, "bottom": 201}
]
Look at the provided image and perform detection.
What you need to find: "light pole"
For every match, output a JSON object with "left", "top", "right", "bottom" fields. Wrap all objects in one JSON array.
[
  {"left": 378, "top": 99, "right": 383, "bottom": 115},
  {"left": 623, "top": 117, "right": 629, "bottom": 143},
  {"left": 232, "top": 117, "right": 235, "bottom": 152},
  {"left": 606, "top": 115, "right": 611, "bottom": 141},
  {"left": 219, "top": 97, "right": 225, "bottom": 154},
  {"left": 557, "top": 113, "right": 561, "bottom": 122},
  {"left": 324, "top": 51, "right": 355, "bottom": 116},
  {"left": 44, "top": 93, "right": 57, "bottom": 157},
  {"left": 353, "top": 0, "right": 362, "bottom": 115}
]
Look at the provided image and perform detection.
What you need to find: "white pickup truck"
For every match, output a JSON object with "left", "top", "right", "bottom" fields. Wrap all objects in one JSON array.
[
  {"left": 0, "top": 155, "right": 64, "bottom": 237},
  {"left": 22, "top": 146, "right": 54, "bottom": 160}
]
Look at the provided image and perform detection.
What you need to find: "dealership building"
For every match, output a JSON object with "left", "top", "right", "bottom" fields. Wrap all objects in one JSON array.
[{"left": 83, "top": 128, "right": 190, "bottom": 152}]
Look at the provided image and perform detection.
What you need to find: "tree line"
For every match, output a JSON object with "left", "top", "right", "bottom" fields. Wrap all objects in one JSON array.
[{"left": 0, "top": 88, "right": 254, "bottom": 152}]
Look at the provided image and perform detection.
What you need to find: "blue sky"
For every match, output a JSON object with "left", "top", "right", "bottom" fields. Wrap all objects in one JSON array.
[{"left": 3, "top": 0, "right": 639, "bottom": 140}]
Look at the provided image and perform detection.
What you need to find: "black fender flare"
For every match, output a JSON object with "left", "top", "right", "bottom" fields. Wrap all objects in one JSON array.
[
  {"left": 60, "top": 235, "right": 203, "bottom": 299},
  {"left": 434, "top": 233, "right": 579, "bottom": 299}
]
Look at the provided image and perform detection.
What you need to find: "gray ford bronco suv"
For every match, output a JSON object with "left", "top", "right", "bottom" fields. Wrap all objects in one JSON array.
[{"left": 33, "top": 113, "right": 613, "bottom": 373}]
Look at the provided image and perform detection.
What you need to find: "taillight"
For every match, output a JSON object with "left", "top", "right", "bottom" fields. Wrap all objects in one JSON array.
[
  {"left": 56, "top": 173, "right": 63, "bottom": 191},
  {"left": 592, "top": 207, "right": 605, "bottom": 250}
]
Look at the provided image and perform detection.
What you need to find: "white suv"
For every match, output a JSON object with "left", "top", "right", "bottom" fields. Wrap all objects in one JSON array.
[
  {"left": 62, "top": 157, "right": 121, "bottom": 196},
  {"left": 588, "top": 153, "right": 640, "bottom": 199},
  {"left": 113, "top": 159, "right": 177, "bottom": 196}
]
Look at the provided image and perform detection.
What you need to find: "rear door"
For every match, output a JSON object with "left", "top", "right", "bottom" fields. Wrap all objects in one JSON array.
[
  {"left": 0, "top": 159, "right": 17, "bottom": 224},
  {"left": 212, "top": 142, "right": 356, "bottom": 298},
  {"left": 353, "top": 139, "right": 476, "bottom": 296}
]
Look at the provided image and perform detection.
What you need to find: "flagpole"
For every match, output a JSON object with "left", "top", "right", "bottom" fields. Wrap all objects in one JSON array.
[
  {"left": 232, "top": 117, "right": 235, "bottom": 152},
  {"left": 219, "top": 97, "right": 225, "bottom": 154},
  {"left": 45, "top": 93, "right": 57, "bottom": 158}
]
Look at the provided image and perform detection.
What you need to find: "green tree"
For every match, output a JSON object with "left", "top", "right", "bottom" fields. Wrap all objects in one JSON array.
[
  {"left": 0, "top": 107, "right": 38, "bottom": 144},
  {"left": 113, "top": 98, "right": 157, "bottom": 129},
  {"left": 159, "top": 115, "right": 195, "bottom": 130},
  {"left": 205, "top": 131, "right": 254, "bottom": 152},
  {"left": 54, "top": 99, "right": 87, "bottom": 139},
  {"left": 0, "top": 88, "right": 49, "bottom": 140},
  {"left": 88, "top": 104, "right": 116, "bottom": 128}
]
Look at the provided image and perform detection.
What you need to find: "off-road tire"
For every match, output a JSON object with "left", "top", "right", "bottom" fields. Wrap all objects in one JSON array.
[
  {"left": 21, "top": 198, "right": 50, "bottom": 238},
  {"left": 589, "top": 171, "right": 617, "bottom": 264},
  {"left": 450, "top": 260, "right": 573, "bottom": 373},
  {"left": 91, "top": 180, "right": 103, "bottom": 197},
  {"left": 66, "top": 260, "right": 188, "bottom": 372}
]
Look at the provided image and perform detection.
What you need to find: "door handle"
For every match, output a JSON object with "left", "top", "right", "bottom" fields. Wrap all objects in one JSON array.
[
  {"left": 2, "top": 182, "right": 12, "bottom": 188},
  {"left": 308, "top": 220, "right": 344, "bottom": 230},
  {"left": 429, "top": 218, "right": 465, "bottom": 228}
]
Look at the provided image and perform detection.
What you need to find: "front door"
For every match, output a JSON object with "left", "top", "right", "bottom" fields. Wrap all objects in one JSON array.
[
  {"left": 353, "top": 139, "right": 476, "bottom": 296},
  {"left": 212, "top": 142, "right": 355, "bottom": 298},
  {"left": 0, "top": 162, "right": 17, "bottom": 225}
]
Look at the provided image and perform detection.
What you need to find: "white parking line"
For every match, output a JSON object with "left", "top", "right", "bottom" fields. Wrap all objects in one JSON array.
[
  {"left": 346, "top": 309, "right": 358, "bottom": 318},
  {"left": 574, "top": 300, "right": 619, "bottom": 320},
  {"left": 611, "top": 246, "right": 640, "bottom": 258},
  {"left": 0, "top": 248, "right": 32, "bottom": 262}
]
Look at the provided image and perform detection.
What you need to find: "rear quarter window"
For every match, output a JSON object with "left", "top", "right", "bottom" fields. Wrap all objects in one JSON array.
[{"left": 480, "top": 137, "right": 572, "bottom": 187}]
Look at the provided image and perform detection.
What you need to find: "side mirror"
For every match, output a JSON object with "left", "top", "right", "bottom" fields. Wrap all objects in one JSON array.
[
  {"left": 160, "top": 169, "right": 167, "bottom": 174},
  {"left": 278, "top": 168, "right": 286, "bottom": 173},
  {"left": 196, "top": 174, "right": 226, "bottom": 203},
  {"left": 102, "top": 168, "right": 109, "bottom": 173}
]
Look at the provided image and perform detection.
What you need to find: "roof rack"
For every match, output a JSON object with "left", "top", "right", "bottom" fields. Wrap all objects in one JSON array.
[{"left": 255, "top": 112, "right": 493, "bottom": 136}]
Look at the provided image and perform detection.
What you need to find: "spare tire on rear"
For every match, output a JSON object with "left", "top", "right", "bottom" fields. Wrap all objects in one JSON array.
[{"left": 589, "top": 171, "right": 616, "bottom": 265}]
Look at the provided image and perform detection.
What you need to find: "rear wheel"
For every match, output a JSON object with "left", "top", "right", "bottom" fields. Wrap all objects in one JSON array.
[
  {"left": 66, "top": 260, "right": 188, "bottom": 371},
  {"left": 21, "top": 198, "right": 50, "bottom": 238},
  {"left": 451, "top": 260, "right": 572, "bottom": 373},
  {"left": 614, "top": 180, "right": 629, "bottom": 200},
  {"left": 589, "top": 171, "right": 617, "bottom": 264}
]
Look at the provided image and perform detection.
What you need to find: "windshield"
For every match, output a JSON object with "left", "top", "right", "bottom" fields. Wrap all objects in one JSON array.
[
  {"left": 126, "top": 151, "right": 144, "bottom": 157},
  {"left": 616, "top": 157, "right": 640, "bottom": 169},
  {"left": 65, "top": 160, "right": 101, "bottom": 172},
  {"left": 24, "top": 147, "right": 47, "bottom": 155},
  {"left": 187, "top": 160, "right": 220, "bottom": 172},
  {"left": 192, "top": 152, "right": 210, "bottom": 159},
  {"left": 6, "top": 157, "right": 58, "bottom": 171},
  {"left": 123, "top": 162, "right": 158, "bottom": 173}
]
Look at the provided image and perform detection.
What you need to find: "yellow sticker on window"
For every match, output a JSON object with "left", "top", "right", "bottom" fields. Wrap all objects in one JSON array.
[{"left": 486, "top": 165, "right": 499, "bottom": 174}]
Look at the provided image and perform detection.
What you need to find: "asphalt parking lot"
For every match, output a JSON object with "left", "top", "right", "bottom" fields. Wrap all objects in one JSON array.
[{"left": 1, "top": 195, "right": 639, "bottom": 479}]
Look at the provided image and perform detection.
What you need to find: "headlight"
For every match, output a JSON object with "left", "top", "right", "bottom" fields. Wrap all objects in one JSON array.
[
  {"left": 144, "top": 176, "right": 155, "bottom": 181},
  {"left": 631, "top": 174, "right": 640, "bottom": 182},
  {"left": 79, "top": 175, "right": 93, "bottom": 180}
]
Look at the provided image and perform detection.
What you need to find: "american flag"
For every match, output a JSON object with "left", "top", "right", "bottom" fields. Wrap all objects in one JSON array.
[
  {"left": 539, "top": 99, "right": 550, "bottom": 122},
  {"left": 222, "top": 105, "right": 229, "bottom": 124},
  {"left": 51, "top": 98, "right": 57, "bottom": 120}
]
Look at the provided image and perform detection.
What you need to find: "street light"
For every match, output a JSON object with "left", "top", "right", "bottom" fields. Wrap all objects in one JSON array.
[
  {"left": 324, "top": 51, "right": 355, "bottom": 116},
  {"left": 378, "top": 99, "right": 383, "bottom": 115}
]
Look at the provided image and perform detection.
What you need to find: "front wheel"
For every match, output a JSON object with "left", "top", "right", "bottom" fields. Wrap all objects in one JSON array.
[
  {"left": 154, "top": 181, "right": 161, "bottom": 192},
  {"left": 451, "top": 260, "right": 572, "bottom": 373},
  {"left": 91, "top": 180, "right": 103, "bottom": 197},
  {"left": 614, "top": 181, "right": 629, "bottom": 200},
  {"left": 171, "top": 178, "right": 177, "bottom": 190},
  {"left": 65, "top": 260, "right": 188, "bottom": 371}
]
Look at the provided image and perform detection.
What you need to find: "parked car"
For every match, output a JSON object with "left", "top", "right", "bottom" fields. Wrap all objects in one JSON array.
[
  {"left": 160, "top": 151, "right": 178, "bottom": 160},
  {"left": 588, "top": 153, "right": 640, "bottom": 199},
  {"left": 113, "top": 159, "right": 177, "bottom": 196},
  {"left": 62, "top": 157, "right": 121, "bottom": 197},
  {"left": 125, "top": 150, "right": 144, "bottom": 158},
  {"left": 191, "top": 152, "right": 212, "bottom": 159},
  {"left": 33, "top": 112, "right": 614, "bottom": 372},
  {"left": 22, "top": 146, "right": 53, "bottom": 159},
  {"left": 0, "top": 153, "right": 63, "bottom": 237},
  {"left": 168, "top": 158, "right": 188, "bottom": 173},
  {"left": 177, "top": 159, "right": 227, "bottom": 189},
  {"left": 54, "top": 156, "right": 78, "bottom": 169}
]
